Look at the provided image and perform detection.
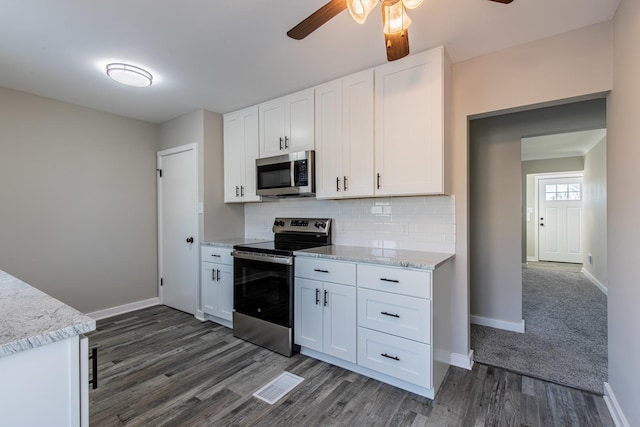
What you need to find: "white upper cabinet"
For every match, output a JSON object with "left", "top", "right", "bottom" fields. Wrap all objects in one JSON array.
[
  {"left": 315, "top": 70, "right": 374, "bottom": 199},
  {"left": 259, "top": 88, "right": 314, "bottom": 158},
  {"left": 374, "top": 47, "right": 449, "bottom": 196},
  {"left": 223, "top": 106, "right": 261, "bottom": 203}
]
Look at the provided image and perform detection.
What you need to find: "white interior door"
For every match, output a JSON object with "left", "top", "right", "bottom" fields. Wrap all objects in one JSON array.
[
  {"left": 158, "top": 144, "right": 198, "bottom": 314},
  {"left": 538, "top": 177, "right": 583, "bottom": 263}
]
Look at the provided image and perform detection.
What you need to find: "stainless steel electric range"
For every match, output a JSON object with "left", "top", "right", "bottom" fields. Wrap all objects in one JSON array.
[{"left": 231, "top": 217, "right": 332, "bottom": 356}]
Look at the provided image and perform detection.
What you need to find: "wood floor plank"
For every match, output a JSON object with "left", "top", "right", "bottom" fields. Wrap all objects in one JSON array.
[{"left": 88, "top": 306, "right": 615, "bottom": 427}]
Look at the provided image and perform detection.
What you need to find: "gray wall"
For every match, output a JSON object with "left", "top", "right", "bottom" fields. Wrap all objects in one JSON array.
[
  {"left": 522, "top": 156, "right": 585, "bottom": 262},
  {"left": 0, "top": 86, "right": 159, "bottom": 313},
  {"left": 158, "top": 110, "right": 244, "bottom": 242},
  {"left": 608, "top": 1, "right": 640, "bottom": 423},
  {"left": 469, "top": 99, "right": 606, "bottom": 325},
  {"left": 582, "top": 138, "right": 607, "bottom": 287}
]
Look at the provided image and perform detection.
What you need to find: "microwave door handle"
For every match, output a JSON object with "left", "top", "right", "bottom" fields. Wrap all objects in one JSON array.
[{"left": 290, "top": 162, "right": 295, "bottom": 188}]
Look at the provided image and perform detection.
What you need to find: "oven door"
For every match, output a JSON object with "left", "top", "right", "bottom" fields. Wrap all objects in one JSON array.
[{"left": 232, "top": 251, "right": 294, "bottom": 328}]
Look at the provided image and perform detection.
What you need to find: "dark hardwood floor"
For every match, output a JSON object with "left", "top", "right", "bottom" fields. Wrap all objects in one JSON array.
[{"left": 88, "top": 306, "right": 614, "bottom": 426}]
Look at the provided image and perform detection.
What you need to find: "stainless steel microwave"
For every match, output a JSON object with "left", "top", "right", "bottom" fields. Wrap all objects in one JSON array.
[{"left": 256, "top": 150, "right": 315, "bottom": 197}]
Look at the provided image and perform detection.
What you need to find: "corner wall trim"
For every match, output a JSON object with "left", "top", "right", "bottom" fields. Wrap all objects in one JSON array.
[
  {"left": 85, "top": 297, "right": 160, "bottom": 320},
  {"left": 450, "top": 350, "right": 474, "bottom": 370},
  {"left": 582, "top": 268, "right": 608, "bottom": 295},
  {"left": 604, "top": 382, "right": 631, "bottom": 427},
  {"left": 470, "top": 315, "right": 525, "bottom": 333}
]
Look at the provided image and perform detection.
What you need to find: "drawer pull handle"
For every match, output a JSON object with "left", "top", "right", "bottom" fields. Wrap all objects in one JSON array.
[
  {"left": 211, "top": 254, "right": 221, "bottom": 258},
  {"left": 314, "top": 269, "right": 329, "bottom": 273},
  {"left": 315, "top": 288, "right": 320, "bottom": 305},
  {"left": 380, "top": 278, "right": 399, "bottom": 283},
  {"left": 381, "top": 353, "right": 400, "bottom": 361},
  {"left": 381, "top": 311, "right": 400, "bottom": 318}
]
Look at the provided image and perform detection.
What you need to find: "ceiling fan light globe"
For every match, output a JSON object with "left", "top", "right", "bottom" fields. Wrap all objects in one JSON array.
[
  {"left": 346, "top": 0, "right": 379, "bottom": 24},
  {"left": 401, "top": 0, "right": 424, "bottom": 9},
  {"left": 382, "top": 1, "right": 411, "bottom": 35}
]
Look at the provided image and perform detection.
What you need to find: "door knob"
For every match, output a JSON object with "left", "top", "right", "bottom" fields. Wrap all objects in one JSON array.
[{"left": 186, "top": 237, "right": 194, "bottom": 243}]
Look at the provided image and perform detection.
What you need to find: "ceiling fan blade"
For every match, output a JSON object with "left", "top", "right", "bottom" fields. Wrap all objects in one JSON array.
[
  {"left": 287, "top": 0, "right": 347, "bottom": 40},
  {"left": 488, "top": 0, "right": 514, "bottom": 3},
  {"left": 384, "top": 30, "right": 410, "bottom": 61}
]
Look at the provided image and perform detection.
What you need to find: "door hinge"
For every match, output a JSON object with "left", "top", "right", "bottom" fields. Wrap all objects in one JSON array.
[
  {"left": 160, "top": 278, "right": 163, "bottom": 286},
  {"left": 157, "top": 168, "right": 162, "bottom": 177}
]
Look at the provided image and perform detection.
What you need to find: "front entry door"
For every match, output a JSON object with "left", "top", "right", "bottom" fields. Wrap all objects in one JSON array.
[
  {"left": 158, "top": 144, "right": 198, "bottom": 314},
  {"left": 538, "top": 177, "right": 583, "bottom": 263}
]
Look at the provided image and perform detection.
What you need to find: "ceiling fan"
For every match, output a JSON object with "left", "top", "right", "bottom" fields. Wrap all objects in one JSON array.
[{"left": 287, "top": 0, "right": 514, "bottom": 62}]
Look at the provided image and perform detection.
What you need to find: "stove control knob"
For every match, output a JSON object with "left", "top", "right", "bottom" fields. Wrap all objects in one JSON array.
[{"left": 315, "top": 222, "right": 326, "bottom": 229}]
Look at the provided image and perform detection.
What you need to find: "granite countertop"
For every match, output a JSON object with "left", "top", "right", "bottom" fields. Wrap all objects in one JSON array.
[
  {"left": 201, "top": 238, "right": 271, "bottom": 248},
  {"left": 294, "top": 245, "right": 455, "bottom": 270},
  {"left": 0, "top": 269, "right": 96, "bottom": 358}
]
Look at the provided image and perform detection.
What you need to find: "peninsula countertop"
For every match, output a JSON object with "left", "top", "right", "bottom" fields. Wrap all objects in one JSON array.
[
  {"left": 0, "top": 269, "right": 96, "bottom": 358},
  {"left": 294, "top": 245, "right": 455, "bottom": 270}
]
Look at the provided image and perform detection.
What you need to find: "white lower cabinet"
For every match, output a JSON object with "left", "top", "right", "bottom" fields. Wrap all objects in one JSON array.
[
  {"left": 201, "top": 245, "right": 234, "bottom": 325},
  {"left": 294, "top": 255, "right": 452, "bottom": 399},
  {"left": 295, "top": 259, "right": 356, "bottom": 363}
]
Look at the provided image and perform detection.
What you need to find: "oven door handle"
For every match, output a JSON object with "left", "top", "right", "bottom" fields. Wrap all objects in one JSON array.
[{"left": 231, "top": 250, "right": 294, "bottom": 265}]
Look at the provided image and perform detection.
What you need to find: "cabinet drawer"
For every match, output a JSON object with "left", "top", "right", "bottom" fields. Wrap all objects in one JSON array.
[
  {"left": 357, "top": 264, "right": 431, "bottom": 298},
  {"left": 358, "top": 288, "right": 431, "bottom": 343},
  {"left": 295, "top": 257, "right": 356, "bottom": 285},
  {"left": 201, "top": 245, "right": 233, "bottom": 265},
  {"left": 357, "top": 327, "right": 431, "bottom": 387}
]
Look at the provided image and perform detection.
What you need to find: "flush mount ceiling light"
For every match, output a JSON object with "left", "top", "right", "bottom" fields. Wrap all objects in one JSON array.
[
  {"left": 287, "top": 0, "right": 514, "bottom": 62},
  {"left": 106, "top": 63, "right": 153, "bottom": 87}
]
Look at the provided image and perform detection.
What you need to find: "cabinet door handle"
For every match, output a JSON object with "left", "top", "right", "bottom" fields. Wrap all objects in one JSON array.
[
  {"left": 336, "top": 177, "right": 341, "bottom": 192},
  {"left": 212, "top": 269, "right": 216, "bottom": 281},
  {"left": 279, "top": 137, "right": 284, "bottom": 150},
  {"left": 324, "top": 289, "right": 328, "bottom": 306},
  {"left": 315, "top": 288, "right": 320, "bottom": 305},
  {"left": 314, "top": 269, "right": 329, "bottom": 273},
  {"left": 216, "top": 269, "right": 220, "bottom": 282},
  {"left": 380, "top": 278, "right": 400, "bottom": 283},
  {"left": 381, "top": 353, "right": 400, "bottom": 361},
  {"left": 285, "top": 136, "right": 289, "bottom": 149},
  {"left": 240, "top": 185, "right": 244, "bottom": 197},
  {"left": 344, "top": 176, "right": 348, "bottom": 191},
  {"left": 235, "top": 186, "right": 240, "bottom": 197},
  {"left": 381, "top": 311, "right": 400, "bottom": 318},
  {"left": 377, "top": 173, "right": 381, "bottom": 189}
]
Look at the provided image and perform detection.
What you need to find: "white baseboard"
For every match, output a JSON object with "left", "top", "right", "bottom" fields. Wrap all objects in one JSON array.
[
  {"left": 85, "top": 297, "right": 160, "bottom": 320},
  {"left": 471, "top": 315, "right": 525, "bottom": 333},
  {"left": 526, "top": 256, "right": 537, "bottom": 262},
  {"left": 450, "top": 350, "right": 474, "bottom": 370},
  {"left": 604, "top": 382, "right": 631, "bottom": 427},
  {"left": 581, "top": 268, "right": 608, "bottom": 295}
]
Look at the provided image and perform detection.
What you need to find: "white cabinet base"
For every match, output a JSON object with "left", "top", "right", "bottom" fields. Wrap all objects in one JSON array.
[{"left": 299, "top": 346, "right": 443, "bottom": 400}]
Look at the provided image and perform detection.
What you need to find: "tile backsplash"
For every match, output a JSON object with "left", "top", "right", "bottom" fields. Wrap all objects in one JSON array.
[{"left": 244, "top": 195, "right": 455, "bottom": 253}]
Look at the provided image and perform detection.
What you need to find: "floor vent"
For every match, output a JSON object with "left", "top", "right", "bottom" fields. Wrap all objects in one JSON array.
[{"left": 253, "top": 372, "right": 304, "bottom": 405}]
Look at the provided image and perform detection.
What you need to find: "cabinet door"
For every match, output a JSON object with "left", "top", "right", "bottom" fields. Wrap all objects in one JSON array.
[
  {"left": 240, "top": 107, "right": 261, "bottom": 202},
  {"left": 223, "top": 112, "right": 245, "bottom": 203},
  {"left": 294, "top": 278, "right": 323, "bottom": 352},
  {"left": 217, "top": 264, "right": 234, "bottom": 321},
  {"left": 315, "top": 80, "right": 343, "bottom": 199},
  {"left": 323, "top": 282, "right": 357, "bottom": 363},
  {"left": 343, "top": 70, "right": 374, "bottom": 198},
  {"left": 201, "top": 262, "right": 217, "bottom": 315},
  {"left": 259, "top": 98, "right": 286, "bottom": 158},
  {"left": 374, "top": 48, "right": 444, "bottom": 196},
  {"left": 286, "top": 89, "right": 315, "bottom": 153}
]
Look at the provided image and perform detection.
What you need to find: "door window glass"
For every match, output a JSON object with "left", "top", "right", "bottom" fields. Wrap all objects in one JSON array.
[{"left": 545, "top": 183, "right": 581, "bottom": 201}]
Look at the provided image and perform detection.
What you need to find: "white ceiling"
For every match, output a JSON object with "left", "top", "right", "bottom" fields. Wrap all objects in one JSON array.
[
  {"left": 0, "top": 0, "right": 620, "bottom": 123},
  {"left": 521, "top": 129, "right": 607, "bottom": 161}
]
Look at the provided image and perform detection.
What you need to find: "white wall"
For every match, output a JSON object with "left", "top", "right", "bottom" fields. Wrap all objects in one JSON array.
[
  {"left": 159, "top": 110, "right": 244, "bottom": 242},
  {"left": 607, "top": 0, "right": 640, "bottom": 424},
  {"left": 582, "top": 138, "right": 607, "bottom": 288},
  {"left": 451, "top": 21, "right": 613, "bottom": 357},
  {"left": 0, "top": 86, "right": 159, "bottom": 313},
  {"left": 245, "top": 196, "right": 455, "bottom": 253}
]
